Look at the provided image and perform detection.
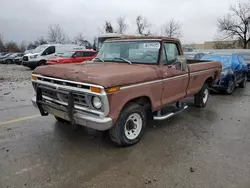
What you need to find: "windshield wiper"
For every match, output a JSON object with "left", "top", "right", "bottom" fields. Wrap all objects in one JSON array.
[
  {"left": 93, "top": 57, "right": 104, "bottom": 62},
  {"left": 113, "top": 57, "right": 132, "bottom": 64}
]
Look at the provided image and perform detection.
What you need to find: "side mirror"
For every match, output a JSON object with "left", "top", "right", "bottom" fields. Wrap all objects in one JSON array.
[
  {"left": 168, "top": 56, "right": 187, "bottom": 71},
  {"left": 72, "top": 55, "right": 76, "bottom": 58}
]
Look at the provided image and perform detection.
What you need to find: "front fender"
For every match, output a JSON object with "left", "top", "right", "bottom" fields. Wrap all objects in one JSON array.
[{"left": 107, "top": 82, "right": 163, "bottom": 124}]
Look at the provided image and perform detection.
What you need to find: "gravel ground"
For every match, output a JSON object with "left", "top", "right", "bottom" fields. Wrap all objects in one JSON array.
[{"left": 0, "top": 64, "right": 32, "bottom": 83}]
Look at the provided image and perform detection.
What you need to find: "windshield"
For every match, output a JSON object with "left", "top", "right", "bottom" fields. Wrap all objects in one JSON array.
[
  {"left": 9, "top": 53, "right": 17, "bottom": 58},
  {"left": 2, "top": 53, "right": 11, "bottom": 58},
  {"left": 201, "top": 55, "right": 232, "bottom": 68},
  {"left": 60, "top": 51, "right": 75, "bottom": 57},
  {"left": 32, "top": 45, "right": 48, "bottom": 53},
  {"left": 96, "top": 40, "right": 161, "bottom": 64}
]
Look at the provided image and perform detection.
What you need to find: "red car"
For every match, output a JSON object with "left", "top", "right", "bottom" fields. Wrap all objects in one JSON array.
[{"left": 47, "top": 50, "right": 97, "bottom": 65}]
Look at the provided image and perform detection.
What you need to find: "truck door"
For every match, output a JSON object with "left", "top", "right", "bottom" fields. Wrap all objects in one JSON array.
[{"left": 161, "top": 42, "right": 189, "bottom": 105}]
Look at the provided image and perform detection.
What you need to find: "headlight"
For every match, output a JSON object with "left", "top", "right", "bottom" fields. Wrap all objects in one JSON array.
[
  {"left": 30, "top": 55, "right": 38, "bottom": 59},
  {"left": 92, "top": 96, "right": 102, "bottom": 109}
]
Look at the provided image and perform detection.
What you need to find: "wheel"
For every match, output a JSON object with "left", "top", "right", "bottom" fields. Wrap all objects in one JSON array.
[
  {"left": 239, "top": 74, "right": 247, "bottom": 88},
  {"left": 194, "top": 84, "right": 209, "bottom": 108},
  {"left": 6, "top": 59, "right": 12, "bottom": 64},
  {"left": 109, "top": 103, "right": 147, "bottom": 147},
  {"left": 40, "top": 61, "right": 46, "bottom": 66},
  {"left": 224, "top": 78, "right": 235, "bottom": 95}
]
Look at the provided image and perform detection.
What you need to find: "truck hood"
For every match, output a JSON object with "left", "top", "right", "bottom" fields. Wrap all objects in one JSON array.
[
  {"left": 33, "top": 62, "right": 161, "bottom": 88},
  {"left": 25, "top": 53, "right": 40, "bottom": 57}
]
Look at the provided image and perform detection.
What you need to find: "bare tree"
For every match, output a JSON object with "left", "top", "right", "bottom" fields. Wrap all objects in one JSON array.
[
  {"left": 73, "top": 33, "right": 92, "bottom": 49},
  {"left": 136, "top": 15, "right": 151, "bottom": 35},
  {"left": 0, "top": 34, "right": 5, "bottom": 52},
  {"left": 217, "top": 1, "right": 250, "bottom": 49},
  {"left": 104, "top": 22, "right": 114, "bottom": 33},
  {"left": 5, "top": 41, "right": 20, "bottom": 52},
  {"left": 116, "top": 16, "right": 128, "bottom": 34},
  {"left": 27, "top": 37, "right": 47, "bottom": 50},
  {"left": 47, "top": 24, "right": 69, "bottom": 43},
  {"left": 162, "top": 19, "right": 182, "bottom": 38},
  {"left": 19, "top": 41, "right": 27, "bottom": 52}
]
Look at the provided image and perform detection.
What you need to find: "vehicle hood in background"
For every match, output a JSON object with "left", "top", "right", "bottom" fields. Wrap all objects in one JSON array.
[
  {"left": 33, "top": 62, "right": 161, "bottom": 88},
  {"left": 25, "top": 53, "right": 40, "bottom": 57},
  {"left": 48, "top": 57, "right": 71, "bottom": 62}
]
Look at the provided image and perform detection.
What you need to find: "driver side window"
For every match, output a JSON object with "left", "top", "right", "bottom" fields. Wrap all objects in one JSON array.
[
  {"left": 42, "top": 46, "right": 55, "bottom": 56},
  {"left": 163, "top": 43, "right": 179, "bottom": 64}
]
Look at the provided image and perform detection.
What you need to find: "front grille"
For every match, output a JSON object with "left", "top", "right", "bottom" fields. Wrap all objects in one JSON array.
[
  {"left": 41, "top": 86, "right": 89, "bottom": 107},
  {"left": 38, "top": 77, "right": 90, "bottom": 90},
  {"left": 23, "top": 56, "right": 28, "bottom": 61}
]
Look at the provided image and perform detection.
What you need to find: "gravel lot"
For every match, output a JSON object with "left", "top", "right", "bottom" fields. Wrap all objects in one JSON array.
[
  {"left": 0, "top": 64, "right": 250, "bottom": 188},
  {"left": 0, "top": 64, "right": 31, "bottom": 83}
]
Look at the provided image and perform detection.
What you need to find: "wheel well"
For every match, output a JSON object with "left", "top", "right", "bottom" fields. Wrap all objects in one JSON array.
[
  {"left": 127, "top": 96, "right": 152, "bottom": 111},
  {"left": 205, "top": 77, "right": 214, "bottom": 85},
  {"left": 40, "top": 59, "right": 46, "bottom": 63}
]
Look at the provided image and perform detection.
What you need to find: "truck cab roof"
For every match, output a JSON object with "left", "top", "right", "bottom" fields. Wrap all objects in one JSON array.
[{"left": 107, "top": 36, "right": 180, "bottom": 42}]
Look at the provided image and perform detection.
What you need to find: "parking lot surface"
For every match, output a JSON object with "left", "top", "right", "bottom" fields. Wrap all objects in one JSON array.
[{"left": 0, "top": 64, "right": 250, "bottom": 188}]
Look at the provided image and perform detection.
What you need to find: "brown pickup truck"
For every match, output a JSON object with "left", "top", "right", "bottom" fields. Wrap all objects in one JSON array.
[{"left": 31, "top": 36, "right": 222, "bottom": 146}]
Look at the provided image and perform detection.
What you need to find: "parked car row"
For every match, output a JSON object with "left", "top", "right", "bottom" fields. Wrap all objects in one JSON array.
[
  {"left": 22, "top": 44, "right": 97, "bottom": 69},
  {"left": 0, "top": 52, "right": 25, "bottom": 64}
]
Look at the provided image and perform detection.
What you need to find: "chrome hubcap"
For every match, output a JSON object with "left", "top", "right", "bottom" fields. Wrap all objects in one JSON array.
[
  {"left": 203, "top": 89, "right": 209, "bottom": 104},
  {"left": 124, "top": 113, "right": 142, "bottom": 140}
]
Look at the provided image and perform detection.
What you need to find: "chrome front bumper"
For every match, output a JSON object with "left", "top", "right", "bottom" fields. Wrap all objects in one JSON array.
[{"left": 32, "top": 97, "right": 113, "bottom": 131}]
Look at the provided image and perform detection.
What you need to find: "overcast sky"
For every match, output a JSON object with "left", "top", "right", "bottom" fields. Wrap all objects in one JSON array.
[{"left": 0, "top": 0, "right": 241, "bottom": 44}]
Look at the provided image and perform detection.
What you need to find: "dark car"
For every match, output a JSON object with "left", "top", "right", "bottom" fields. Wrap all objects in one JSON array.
[
  {"left": 1, "top": 53, "right": 24, "bottom": 64},
  {"left": 0, "top": 52, "right": 9, "bottom": 57},
  {"left": 184, "top": 52, "right": 208, "bottom": 60},
  {"left": 201, "top": 53, "right": 248, "bottom": 94},
  {"left": 236, "top": 52, "right": 250, "bottom": 80},
  {"left": 0, "top": 53, "right": 12, "bottom": 63}
]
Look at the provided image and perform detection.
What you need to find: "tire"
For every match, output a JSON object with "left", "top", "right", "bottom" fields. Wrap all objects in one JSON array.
[
  {"left": 239, "top": 74, "right": 247, "bottom": 88},
  {"left": 40, "top": 61, "right": 46, "bottom": 66},
  {"left": 224, "top": 78, "right": 235, "bottom": 95},
  {"left": 194, "top": 84, "right": 209, "bottom": 108},
  {"left": 109, "top": 103, "right": 147, "bottom": 147},
  {"left": 6, "top": 59, "right": 12, "bottom": 64}
]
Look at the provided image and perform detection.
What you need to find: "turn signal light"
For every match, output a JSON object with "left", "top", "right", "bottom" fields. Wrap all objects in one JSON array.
[
  {"left": 90, "top": 86, "right": 102, "bottom": 94},
  {"left": 31, "top": 75, "right": 37, "bottom": 81},
  {"left": 106, "top": 87, "right": 120, "bottom": 93}
]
